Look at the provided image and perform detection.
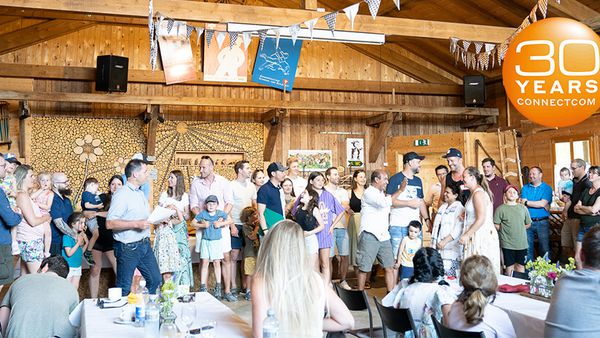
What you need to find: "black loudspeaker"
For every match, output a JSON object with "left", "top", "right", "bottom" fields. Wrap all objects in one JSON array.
[
  {"left": 463, "top": 75, "right": 485, "bottom": 107},
  {"left": 96, "top": 55, "right": 129, "bottom": 92}
]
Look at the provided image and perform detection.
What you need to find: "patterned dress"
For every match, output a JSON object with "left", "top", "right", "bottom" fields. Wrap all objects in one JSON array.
[{"left": 153, "top": 223, "right": 181, "bottom": 274}]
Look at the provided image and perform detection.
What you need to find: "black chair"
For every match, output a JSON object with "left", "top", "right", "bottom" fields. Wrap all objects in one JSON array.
[
  {"left": 334, "top": 283, "right": 383, "bottom": 337},
  {"left": 511, "top": 271, "right": 529, "bottom": 280},
  {"left": 373, "top": 296, "right": 417, "bottom": 338},
  {"left": 431, "top": 315, "right": 485, "bottom": 338}
]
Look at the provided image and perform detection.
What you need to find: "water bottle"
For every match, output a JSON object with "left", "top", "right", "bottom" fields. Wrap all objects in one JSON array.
[
  {"left": 135, "top": 280, "right": 148, "bottom": 327},
  {"left": 144, "top": 295, "right": 160, "bottom": 338},
  {"left": 263, "top": 309, "right": 279, "bottom": 338}
]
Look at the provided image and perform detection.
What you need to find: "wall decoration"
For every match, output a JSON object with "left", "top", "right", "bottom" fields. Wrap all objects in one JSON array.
[
  {"left": 288, "top": 150, "right": 333, "bottom": 172},
  {"left": 346, "top": 138, "right": 364, "bottom": 168},
  {"left": 30, "top": 117, "right": 146, "bottom": 206},
  {"left": 203, "top": 23, "right": 248, "bottom": 83},
  {"left": 158, "top": 19, "right": 197, "bottom": 84},
  {"left": 251, "top": 37, "right": 302, "bottom": 91}
]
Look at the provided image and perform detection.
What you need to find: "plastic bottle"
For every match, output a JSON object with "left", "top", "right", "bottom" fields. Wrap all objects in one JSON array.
[
  {"left": 144, "top": 295, "right": 160, "bottom": 338},
  {"left": 139, "top": 279, "right": 150, "bottom": 304},
  {"left": 135, "top": 280, "right": 148, "bottom": 327},
  {"left": 263, "top": 309, "right": 279, "bottom": 338}
]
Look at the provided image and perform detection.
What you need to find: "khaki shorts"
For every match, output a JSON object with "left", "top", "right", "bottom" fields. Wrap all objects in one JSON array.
[
  {"left": 356, "top": 231, "right": 394, "bottom": 272},
  {"left": 562, "top": 218, "right": 580, "bottom": 248},
  {"left": 244, "top": 257, "right": 256, "bottom": 275}
]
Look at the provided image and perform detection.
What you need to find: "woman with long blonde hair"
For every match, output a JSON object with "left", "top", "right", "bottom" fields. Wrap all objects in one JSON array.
[
  {"left": 252, "top": 220, "right": 354, "bottom": 337},
  {"left": 447, "top": 255, "right": 516, "bottom": 337}
]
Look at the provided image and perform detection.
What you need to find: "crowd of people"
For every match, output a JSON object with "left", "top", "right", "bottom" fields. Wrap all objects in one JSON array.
[{"left": 0, "top": 146, "right": 596, "bottom": 337}]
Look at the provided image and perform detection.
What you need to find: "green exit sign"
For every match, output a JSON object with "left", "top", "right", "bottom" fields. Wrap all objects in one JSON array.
[{"left": 414, "top": 139, "right": 430, "bottom": 147}]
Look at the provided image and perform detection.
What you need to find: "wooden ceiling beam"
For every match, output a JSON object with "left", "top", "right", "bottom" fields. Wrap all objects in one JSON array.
[
  {"left": 0, "top": 19, "right": 94, "bottom": 55},
  {"left": 0, "top": 90, "right": 499, "bottom": 116},
  {"left": 0, "top": 63, "right": 462, "bottom": 95},
  {"left": 549, "top": 0, "right": 599, "bottom": 21},
  {"left": 0, "top": 0, "right": 516, "bottom": 42}
]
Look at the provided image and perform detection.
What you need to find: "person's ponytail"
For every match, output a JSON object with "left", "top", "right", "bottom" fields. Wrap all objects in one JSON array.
[{"left": 463, "top": 289, "right": 488, "bottom": 324}]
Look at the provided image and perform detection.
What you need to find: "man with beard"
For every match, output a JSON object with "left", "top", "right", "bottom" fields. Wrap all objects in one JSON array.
[
  {"left": 49, "top": 172, "right": 77, "bottom": 256},
  {"left": 387, "top": 152, "right": 430, "bottom": 281},
  {"left": 482, "top": 157, "right": 509, "bottom": 212},
  {"left": 440, "top": 148, "right": 470, "bottom": 206}
]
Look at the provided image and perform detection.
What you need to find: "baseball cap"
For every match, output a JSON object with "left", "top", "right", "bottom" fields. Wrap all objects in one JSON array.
[
  {"left": 504, "top": 185, "right": 519, "bottom": 194},
  {"left": 403, "top": 151, "right": 425, "bottom": 164},
  {"left": 4, "top": 153, "right": 21, "bottom": 165},
  {"left": 131, "top": 152, "right": 156, "bottom": 164},
  {"left": 205, "top": 195, "right": 218, "bottom": 203},
  {"left": 442, "top": 148, "right": 462, "bottom": 159},
  {"left": 267, "top": 162, "right": 287, "bottom": 176}
]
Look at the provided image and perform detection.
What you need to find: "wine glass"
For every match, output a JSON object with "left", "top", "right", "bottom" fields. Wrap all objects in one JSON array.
[
  {"left": 200, "top": 320, "right": 217, "bottom": 338},
  {"left": 181, "top": 303, "right": 196, "bottom": 337}
]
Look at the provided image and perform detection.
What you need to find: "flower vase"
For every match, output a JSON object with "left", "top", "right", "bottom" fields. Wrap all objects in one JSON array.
[
  {"left": 159, "top": 312, "right": 178, "bottom": 338},
  {"left": 530, "top": 275, "right": 554, "bottom": 298}
]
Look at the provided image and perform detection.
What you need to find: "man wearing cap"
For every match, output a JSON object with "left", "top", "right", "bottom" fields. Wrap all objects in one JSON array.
[
  {"left": 482, "top": 157, "right": 509, "bottom": 212},
  {"left": 440, "top": 148, "right": 470, "bottom": 206},
  {"left": 286, "top": 157, "right": 307, "bottom": 195},
  {"left": 122, "top": 152, "right": 155, "bottom": 200},
  {"left": 189, "top": 155, "right": 235, "bottom": 300},
  {"left": 257, "top": 162, "right": 287, "bottom": 234},
  {"left": 521, "top": 166, "right": 553, "bottom": 262},
  {"left": 107, "top": 159, "right": 161, "bottom": 295},
  {"left": 387, "top": 152, "right": 430, "bottom": 280},
  {"left": 49, "top": 172, "right": 77, "bottom": 256}
]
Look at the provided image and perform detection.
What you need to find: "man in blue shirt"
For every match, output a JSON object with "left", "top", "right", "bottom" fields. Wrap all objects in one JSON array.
[
  {"left": 521, "top": 166, "right": 553, "bottom": 262},
  {"left": 50, "top": 173, "right": 76, "bottom": 256},
  {"left": 0, "top": 155, "right": 22, "bottom": 290},
  {"left": 121, "top": 152, "right": 155, "bottom": 200}
]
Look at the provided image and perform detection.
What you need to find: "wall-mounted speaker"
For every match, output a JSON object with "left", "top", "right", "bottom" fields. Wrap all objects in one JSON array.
[
  {"left": 96, "top": 55, "right": 129, "bottom": 92},
  {"left": 463, "top": 75, "right": 485, "bottom": 107}
]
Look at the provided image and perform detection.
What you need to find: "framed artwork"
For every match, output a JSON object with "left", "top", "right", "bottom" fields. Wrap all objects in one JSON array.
[
  {"left": 346, "top": 138, "right": 365, "bottom": 168},
  {"left": 287, "top": 150, "right": 332, "bottom": 172}
]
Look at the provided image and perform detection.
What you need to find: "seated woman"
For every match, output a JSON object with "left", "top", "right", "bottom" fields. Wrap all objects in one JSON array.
[
  {"left": 252, "top": 220, "right": 354, "bottom": 337},
  {"left": 383, "top": 247, "right": 455, "bottom": 338},
  {"left": 446, "top": 255, "right": 516, "bottom": 338}
]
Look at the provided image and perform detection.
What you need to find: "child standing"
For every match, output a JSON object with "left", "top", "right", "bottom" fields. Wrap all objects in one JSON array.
[
  {"left": 240, "top": 206, "right": 260, "bottom": 301},
  {"left": 431, "top": 185, "right": 465, "bottom": 277},
  {"left": 81, "top": 178, "right": 103, "bottom": 265},
  {"left": 191, "top": 195, "right": 233, "bottom": 301},
  {"left": 493, "top": 185, "right": 531, "bottom": 276},
  {"left": 394, "top": 220, "right": 422, "bottom": 280},
  {"left": 293, "top": 190, "right": 325, "bottom": 270},
  {"left": 62, "top": 212, "right": 88, "bottom": 289}
]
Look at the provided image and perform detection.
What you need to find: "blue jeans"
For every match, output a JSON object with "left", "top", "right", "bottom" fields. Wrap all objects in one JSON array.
[
  {"left": 526, "top": 219, "right": 550, "bottom": 262},
  {"left": 389, "top": 226, "right": 409, "bottom": 258},
  {"left": 114, "top": 238, "right": 161, "bottom": 296},
  {"left": 330, "top": 228, "right": 350, "bottom": 257}
]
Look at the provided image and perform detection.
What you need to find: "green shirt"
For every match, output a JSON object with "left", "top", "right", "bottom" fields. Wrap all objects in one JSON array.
[
  {"left": 493, "top": 203, "right": 531, "bottom": 250},
  {"left": 1, "top": 273, "right": 79, "bottom": 338}
]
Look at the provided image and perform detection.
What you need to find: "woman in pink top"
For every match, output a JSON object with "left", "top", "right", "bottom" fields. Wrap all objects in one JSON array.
[{"left": 15, "top": 165, "right": 52, "bottom": 274}]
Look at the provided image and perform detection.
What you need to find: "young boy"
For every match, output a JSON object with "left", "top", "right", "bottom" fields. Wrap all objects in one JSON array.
[
  {"left": 191, "top": 195, "right": 233, "bottom": 301},
  {"left": 393, "top": 220, "right": 422, "bottom": 280},
  {"left": 80, "top": 178, "right": 103, "bottom": 265},
  {"left": 240, "top": 206, "right": 260, "bottom": 301},
  {"left": 493, "top": 185, "right": 532, "bottom": 276}
]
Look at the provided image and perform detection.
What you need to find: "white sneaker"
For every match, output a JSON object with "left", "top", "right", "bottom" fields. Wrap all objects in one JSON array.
[{"left": 339, "top": 280, "right": 352, "bottom": 290}]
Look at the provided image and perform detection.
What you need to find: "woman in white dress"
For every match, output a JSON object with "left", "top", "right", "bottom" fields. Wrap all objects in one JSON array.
[{"left": 459, "top": 166, "right": 501, "bottom": 275}]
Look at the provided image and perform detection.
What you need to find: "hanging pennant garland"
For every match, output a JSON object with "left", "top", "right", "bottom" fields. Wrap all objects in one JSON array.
[
  {"left": 258, "top": 29, "right": 268, "bottom": 50},
  {"left": 229, "top": 31, "right": 238, "bottom": 49},
  {"left": 365, "top": 0, "right": 382, "bottom": 20},
  {"left": 343, "top": 4, "right": 360, "bottom": 30},
  {"left": 324, "top": 12, "right": 338, "bottom": 36},
  {"left": 205, "top": 29, "right": 214, "bottom": 47}
]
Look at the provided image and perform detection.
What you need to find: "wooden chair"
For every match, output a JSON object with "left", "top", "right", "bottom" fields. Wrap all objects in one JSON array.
[
  {"left": 333, "top": 283, "right": 383, "bottom": 337},
  {"left": 431, "top": 315, "right": 485, "bottom": 338},
  {"left": 372, "top": 296, "right": 417, "bottom": 338},
  {"left": 511, "top": 271, "right": 529, "bottom": 280}
]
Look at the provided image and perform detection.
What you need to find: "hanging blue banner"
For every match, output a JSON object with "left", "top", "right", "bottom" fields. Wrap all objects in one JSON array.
[{"left": 251, "top": 37, "right": 302, "bottom": 91}]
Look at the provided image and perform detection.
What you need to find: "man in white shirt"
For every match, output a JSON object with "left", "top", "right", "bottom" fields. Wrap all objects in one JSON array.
[
  {"left": 286, "top": 157, "right": 307, "bottom": 196},
  {"left": 229, "top": 160, "right": 256, "bottom": 297},
  {"left": 325, "top": 167, "right": 351, "bottom": 290},
  {"left": 425, "top": 165, "right": 448, "bottom": 220},
  {"left": 357, "top": 169, "right": 403, "bottom": 292}
]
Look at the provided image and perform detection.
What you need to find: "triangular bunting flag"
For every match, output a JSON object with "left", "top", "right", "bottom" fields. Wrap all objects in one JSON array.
[
  {"left": 305, "top": 18, "right": 318, "bottom": 40},
  {"left": 394, "top": 0, "right": 401, "bottom": 10},
  {"left": 485, "top": 43, "right": 496, "bottom": 53},
  {"left": 474, "top": 41, "right": 483, "bottom": 54},
  {"left": 343, "top": 3, "right": 360, "bottom": 30},
  {"left": 324, "top": 12, "right": 338, "bottom": 36},
  {"left": 229, "top": 32, "right": 238, "bottom": 49},
  {"left": 275, "top": 29, "right": 281, "bottom": 49},
  {"left": 186, "top": 25, "right": 194, "bottom": 40},
  {"left": 148, "top": 0, "right": 154, "bottom": 42},
  {"left": 216, "top": 31, "right": 226, "bottom": 49},
  {"left": 520, "top": 17, "right": 530, "bottom": 31},
  {"left": 258, "top": 29, "right": 268, "bottom": 50},
  {"left": 450, "top": 37, "right": 459, "bottom": 53},
  {"left": 538, "top": 0, "right": 549, "bottom": 18},
  {"left": 365, "top": 0, "right": 382, "bottom": 20},
  {"left": 530, "top": 5, "right": 538, "bottom": 23},
  {"left": 176, "top": 21, "right": 182, "bottom": 36},
  {"left": 289, "top": 24, "right": 301, "bottom": 45},
  {"left": 195, "top": 27, "right": 204, "bottom": 46},
  {"left": 242, "top": 32, "right": 252, "bottom": 50},
  {"left": 205, "top": 29, "right": 214, "bottom": 47},
  {"left": 166, "top": 19, "right": 175, "bottom": 33},
  {"left": 462, "top": 40, "right": 471, "bottom": 52}
]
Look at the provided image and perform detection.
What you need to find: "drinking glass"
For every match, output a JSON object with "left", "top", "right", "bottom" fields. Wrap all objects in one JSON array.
[
  {"left": 181, "top": 303, "right": 197, "bottom": 337},
  {"left": 200, "top": 320, "right": 217, "bottom": 338}
]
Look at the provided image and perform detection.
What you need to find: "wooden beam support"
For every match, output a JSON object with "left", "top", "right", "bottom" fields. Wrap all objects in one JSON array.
[
  {"left": 0, "top": 0, "right": 516, "bottom": 42},
  {"left": 366, "top": 113, "right": 394, "bottom": 127},
  {"left": 368, "top": 112, "right": 396, "bottom": 163},
  {"left": 0, "top": 19, "right": 94, "bottom": 55},
  {"left": 0, "top": 90, "right": 500, "bottom": 116},
  {"left": 0, "top": 63, "right": 463, "bottom": 95},
  {"left": 460, "top": 116, "right": 497, "bottom": 129},
  {"left": 262, "top": 109, "right": 285, "bottom": 161},
  {"left": 549, "top": 0, "right": 599, "bottom": 21},
  {"left": 301, "top": 0, "right": 317, "bottom": 10},
  {"left": 145, "top": 104, "right": 159, "bottom": 156}
]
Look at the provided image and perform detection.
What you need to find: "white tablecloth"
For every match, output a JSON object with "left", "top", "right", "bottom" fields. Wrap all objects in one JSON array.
[{"left": 80, "top": 292, "right": 251, "bottom": 338}]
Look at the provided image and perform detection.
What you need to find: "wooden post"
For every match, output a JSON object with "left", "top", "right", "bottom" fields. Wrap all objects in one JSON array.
[
  {"left": 146, "top": 104, "right": 159, "bottom": 156},
  {"left": 367, "top": 112, "right": 396, "bottom": 163},
  {"left": 262, "top": 108, "right": 284, "bottom": 162},
  {"left": 301, "top": 0, "right": 318, "bottom": 10}
]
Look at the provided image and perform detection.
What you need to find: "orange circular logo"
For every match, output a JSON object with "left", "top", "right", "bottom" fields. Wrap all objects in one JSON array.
[{"left": 503, "top": 18, "right": 600, "bottom": 127}]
